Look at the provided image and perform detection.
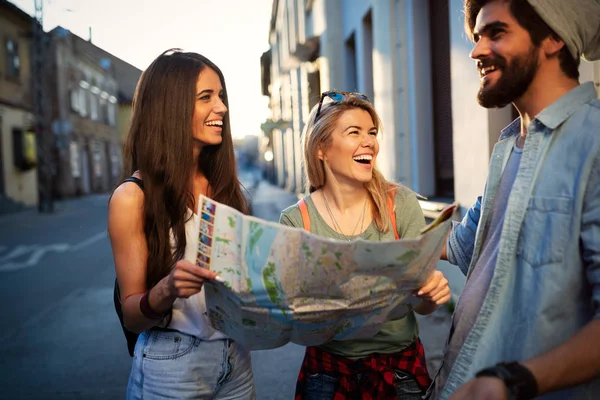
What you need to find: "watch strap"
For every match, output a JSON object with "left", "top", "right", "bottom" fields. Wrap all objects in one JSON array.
[{"left": 475, "top": 362, "right": 538, "bottom": 400}]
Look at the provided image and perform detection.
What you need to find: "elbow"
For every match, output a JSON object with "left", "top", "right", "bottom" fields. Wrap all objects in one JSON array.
[
  {"left": 414, "top": 301, "right": 438, "bottom": 316},
  {"left": 123, "top": 316, "right": 145, "bottom": 334}
]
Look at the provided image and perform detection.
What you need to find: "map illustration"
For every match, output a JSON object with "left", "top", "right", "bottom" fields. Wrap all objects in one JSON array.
[{"left": 196, "top": 195, "right": 454, "bottom": 350}]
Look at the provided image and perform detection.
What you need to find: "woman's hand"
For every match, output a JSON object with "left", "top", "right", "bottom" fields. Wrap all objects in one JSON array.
[
  {"left": 413, "top": 270, "right": 450, "bottom": 315},
  {"left": 416, "top": 270, "right": 450, "bottom": 304},
  {"left": 166, "top": 260, "right": 221, "bottom": 300}
]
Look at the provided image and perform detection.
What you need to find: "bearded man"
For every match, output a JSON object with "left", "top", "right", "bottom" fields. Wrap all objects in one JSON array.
[{"left": 430, "top": 0, "right": 600, "bottom": 399}]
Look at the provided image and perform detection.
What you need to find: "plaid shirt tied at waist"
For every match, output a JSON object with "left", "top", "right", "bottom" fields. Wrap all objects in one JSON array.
[{"left": 295, "top": 338, "right": 431, "bottom": 400}]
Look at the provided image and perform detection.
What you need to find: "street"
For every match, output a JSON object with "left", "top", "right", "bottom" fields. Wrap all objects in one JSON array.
[{"left": 0, "top": 177, "right": 463, "bottom": 400}]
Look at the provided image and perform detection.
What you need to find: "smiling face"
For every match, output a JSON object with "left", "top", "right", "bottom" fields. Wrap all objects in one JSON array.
[
  {"left": 318, "top": 108, "right": 379, "bottom": 186},
  {"left": 470, "top": 0, "right": 541, "bottom": 108},
  {"left": 192, "top": 67, "right": 227, "bottom": 147}
]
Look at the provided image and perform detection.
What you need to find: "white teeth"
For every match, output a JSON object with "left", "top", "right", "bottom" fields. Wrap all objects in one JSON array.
[
  {"left": 206, "top": 120, "right": 223, "bottom": 126},
  {"left": 353, "top": 155, "right": 373, "bottom": 161},
  {"left": 481, "top": 66, "right": 497, "bottom": 75}
]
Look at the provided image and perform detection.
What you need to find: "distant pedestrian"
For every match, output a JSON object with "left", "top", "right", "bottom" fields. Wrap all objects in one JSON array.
[
  {"left": 108, "top": 49, "right": 255, "bottom": 399},
  {"left": 280, "top": 91, "right": 451, "bottom": 399}
]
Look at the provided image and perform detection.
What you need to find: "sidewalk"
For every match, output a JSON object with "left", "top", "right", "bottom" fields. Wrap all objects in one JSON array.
[
  {"left": 250, "top": 180, "right": 299, "bottom": 222},
  {"left": 249, "top": 181, "right": 464, "bottom": 377},
  {"left": 0, "top": 193, "right": 110, "bottom": 224}
]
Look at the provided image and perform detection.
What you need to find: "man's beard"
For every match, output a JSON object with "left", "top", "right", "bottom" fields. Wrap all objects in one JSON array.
[{"left": 477, "top": 46, "right": 539, "bottom": 108}]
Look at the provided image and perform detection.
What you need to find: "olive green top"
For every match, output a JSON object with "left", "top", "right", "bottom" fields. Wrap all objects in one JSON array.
[{"left": 279, "top": 186, "right": 426, "bottom": 359}]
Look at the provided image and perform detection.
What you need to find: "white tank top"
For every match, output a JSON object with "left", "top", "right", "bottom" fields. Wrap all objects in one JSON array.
[{"left": 168, "top": 210, "right": 228, "bottom": 340}]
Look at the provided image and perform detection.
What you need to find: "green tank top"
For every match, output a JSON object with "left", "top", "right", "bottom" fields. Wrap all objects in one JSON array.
[{"left": 279, "top": 186, "right": 426, "bottom": 359}]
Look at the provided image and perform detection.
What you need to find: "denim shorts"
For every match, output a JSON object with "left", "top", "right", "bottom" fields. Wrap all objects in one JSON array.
[
  {"left": 304, "top": 369, "right": 424, "bottom": 400},
  {"left": 126, "top": 329, "right": 255, "bottom": 399}
]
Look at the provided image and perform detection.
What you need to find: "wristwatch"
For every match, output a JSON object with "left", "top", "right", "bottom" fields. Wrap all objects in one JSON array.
[{"left": 475, "top": 362, "right": 538, "bottom": 400}]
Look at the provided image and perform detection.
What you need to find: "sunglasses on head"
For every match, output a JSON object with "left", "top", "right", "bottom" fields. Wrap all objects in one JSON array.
[{"left": 315, "top": 91, "right": 370, "bottom": 121}]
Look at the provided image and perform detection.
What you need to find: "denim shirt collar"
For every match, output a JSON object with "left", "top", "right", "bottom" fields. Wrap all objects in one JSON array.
[{"left": 498, "top": 82, "right": 598, "bottom": 141}]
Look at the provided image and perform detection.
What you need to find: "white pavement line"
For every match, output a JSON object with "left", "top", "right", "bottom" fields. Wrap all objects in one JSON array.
[
  {"left": 0, "top": 245, "right": 31, "bottom": 263},
  {"left": 0, "top": 232, "right": 108, "bottom": 273},
  {"left": 0, "top": 244, "right": 69, "bottom": 272},
  {"left": 70, "top": 231, "right": 108, "bottom": 252}
]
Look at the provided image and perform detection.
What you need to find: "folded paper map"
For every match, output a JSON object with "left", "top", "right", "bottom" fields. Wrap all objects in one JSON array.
[{"left": 196, "top": 195, "right": 456, "bottom": 350}]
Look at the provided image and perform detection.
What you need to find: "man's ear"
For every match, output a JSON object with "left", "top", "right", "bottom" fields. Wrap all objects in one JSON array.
[{"left": 542, "top": 35, "right": 565, "bottom": 58}]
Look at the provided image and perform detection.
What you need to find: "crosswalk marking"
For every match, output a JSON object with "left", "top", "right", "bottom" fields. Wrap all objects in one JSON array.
[{"left": 0, "top": 231, "right": 108, "bottom": 272}]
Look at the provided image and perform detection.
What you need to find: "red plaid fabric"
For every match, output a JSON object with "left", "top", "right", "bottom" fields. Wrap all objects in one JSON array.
[{"left": 295, "top": 339, "right": 431, "bottom": 400}]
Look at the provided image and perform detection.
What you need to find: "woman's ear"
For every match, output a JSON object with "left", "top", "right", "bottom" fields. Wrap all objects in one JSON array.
[{"left": 318, "top": 146, "right": 324, "bottom": 160}]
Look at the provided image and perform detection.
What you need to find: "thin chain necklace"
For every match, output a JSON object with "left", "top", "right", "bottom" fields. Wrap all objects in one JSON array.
[{"left": 322, "top": 192, "right": 367, "bottom": 241}]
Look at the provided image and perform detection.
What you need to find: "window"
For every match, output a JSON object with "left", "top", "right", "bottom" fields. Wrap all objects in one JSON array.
[
  {"left": 362, "top": 10, "right": 374, "bottom": 102},
  {"left": 345, "top": 33, "right": 357, "bottom": 92},
  {"left": 306, "top": 68, "right": 320, "bottom": 110},
  {"left": 90, "top": 85, "right": 100, "bottom": 121},
  {"left": 99, "top": 94, "right": 108, "bottom": 123},
  {"left": 108, "top": 96, "right": 117, "bottom": 126},
  {"left": 69, "top": 141, "right": 81, "bottom": 178},
  {"left": 6, "top": 39, "right": 21, "bottom": 78},
  {"left": 93, "top": 140, "right": 103, "bottom": 177},
  {"left": 70, "top": 89, "right": 79, "bottom": 112},
  {"left": 429, "top": 0, "right": 454, "bottom": 197},
  {"left": 79, "top": 81, "right": 89, "bottom": 117}
]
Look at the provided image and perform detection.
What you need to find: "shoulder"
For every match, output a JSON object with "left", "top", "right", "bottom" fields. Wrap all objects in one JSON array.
[
  {"left": 111, "top": 179, "right": 144, "bottom": 207},
  {"left": 280, "top": 194, "right": 311, "bottom": 228},
  {"left": 566, "top": 95, "right": 600, "bottom": 135},
  {"left": 280, "top": 202, "right": 303, "bottom": 228},
  {"left": 390, "top": 185, "right": 425, "bottom": 237},
  {"left": 109, "top": 180, "right": 145, "bottom": 226},
  {"left": 392, "top": 185, "right": 420, "bottom": 207}
]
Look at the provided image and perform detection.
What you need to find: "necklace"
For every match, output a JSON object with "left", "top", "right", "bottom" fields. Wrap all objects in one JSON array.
[{"left": 322, "top": 192, "right": 367, "bottom": 241}]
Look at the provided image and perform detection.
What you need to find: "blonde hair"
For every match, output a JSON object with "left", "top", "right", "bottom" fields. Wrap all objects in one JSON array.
[{"left": 302, "top": 95, "right": 398, "bottom": 232}]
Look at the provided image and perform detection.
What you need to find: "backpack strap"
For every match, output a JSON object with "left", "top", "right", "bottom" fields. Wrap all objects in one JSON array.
[
  {"left": 123, "top": 176, "right": 144, "bottom": 190},
  {"left": 297, "top": 198, "right": 311, "bottom": 232},
  {"left": 387, "top": 188, "right": 400, "bottom": 240}
]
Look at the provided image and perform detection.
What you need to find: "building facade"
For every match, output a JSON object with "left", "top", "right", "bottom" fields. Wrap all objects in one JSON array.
[
  {"left": 66, "top": 30, "right": 141, "bottom": 145},
  {"left": 0, "top": 0, "right": 38, "bottom": 209},
  {"left": 48, "top": 27, "right": 140, "bottom": 198},
  {"left": 261, "top": 0, "right": 600, "bottom": 217},
  {"left": 0, "top": 2, "right": 141, "bottom": 212}
]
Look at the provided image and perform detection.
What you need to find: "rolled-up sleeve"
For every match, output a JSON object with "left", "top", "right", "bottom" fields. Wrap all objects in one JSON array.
[
  {"left": 582, "top": 153, "right": 600, "bottom": 319},
  {"left": 447, "top": 196, "right": 482, "bottom": 275}
]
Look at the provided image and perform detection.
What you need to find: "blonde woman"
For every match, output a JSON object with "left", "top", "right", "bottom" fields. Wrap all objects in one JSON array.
[{"left": 280, "top": 91, "right": 450, "bottom": 400}]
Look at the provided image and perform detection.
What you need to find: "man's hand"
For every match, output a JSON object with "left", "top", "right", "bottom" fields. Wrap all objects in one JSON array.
[{"left": 449, "top": 377, "right": 508, "bottom": 400}]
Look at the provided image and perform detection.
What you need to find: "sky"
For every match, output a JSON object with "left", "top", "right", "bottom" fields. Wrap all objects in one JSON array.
[{"left": 9, "top": 0, "right": 273, "bottom": 139}]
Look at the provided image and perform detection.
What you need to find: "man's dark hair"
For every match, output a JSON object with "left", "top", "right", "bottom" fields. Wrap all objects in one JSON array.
[{"left": 464, "top": 0, "right": 579, "bottom": 79}]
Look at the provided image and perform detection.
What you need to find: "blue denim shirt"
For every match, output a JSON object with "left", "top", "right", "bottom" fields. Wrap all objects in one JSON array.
[{"left": 433, "top": 82, "right": 600, "bottom": 400}]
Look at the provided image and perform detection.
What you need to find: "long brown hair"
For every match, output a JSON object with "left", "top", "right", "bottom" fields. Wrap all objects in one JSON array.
[
  {"left": 122, "top": 49, "right": 248, "bottom": 289},
  {"left": 302, "top": 95, "right": 398, "bottom": 232}
]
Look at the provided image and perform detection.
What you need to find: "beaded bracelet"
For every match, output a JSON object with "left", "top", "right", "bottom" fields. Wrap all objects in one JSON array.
[{"left": 139, "top": 290, "right": 165, "bottom": 320}]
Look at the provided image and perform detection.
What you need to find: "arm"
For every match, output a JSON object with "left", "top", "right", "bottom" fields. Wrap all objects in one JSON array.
[
  {"left": 399, "top": 190, "right": 451, "bottom": 315},
  {"left": 450, "top": 319, "right": 600, "bottom": 400},
  {"left": 445, "top": 196, "right": 482, "bottom": 275},
  {"left": 522, "top": 320, "right": 600, "bottom": 395},
  {"left": 413, "top": 270, "right": 450, "bottom": 315},
  {"left": 108, "top": 183, "right": 218, "bottom": 333}
]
